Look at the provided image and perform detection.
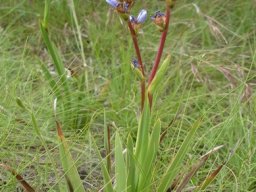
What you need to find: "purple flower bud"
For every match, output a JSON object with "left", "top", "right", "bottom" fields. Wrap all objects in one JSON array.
[
  {"left": 123, "top": 2, "right": 129, "bottom": 12},
  {"left": 129, "top": 15, "right": 136, "bottom": 23},
  {"left": 151, "top": 11, "right": 165, "bottom": 20},
  {"left": 131, "top": 59, "right": 139, "bottom": 68},
  {"left": 106, "top": 0, "right": 119, "bottom": 8},
  {"left": 137, "top": 9, "right": 147, "bottom": 23}
]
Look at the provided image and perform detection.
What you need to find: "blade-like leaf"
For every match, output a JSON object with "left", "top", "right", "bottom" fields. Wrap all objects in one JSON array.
[
  {"left": 176, "top": 145, "right": 224, "bottom": 192},
  {"left": 157, "top": 118, "right": 202, "bottom": 192},
  {"left": 43, "top": 0, "right": 49, "bottom": 27},
  {"left": 91, "top": 132, "right": 114, "bottom": 192},
  {"left": 133, "top": 97, "right": 151, "bottom": 191},
  {"left": 39, "top": 61, "right": 62, "bottom": 100},
  {"left": 126, "top": 135, "right": 135, "bottom": 192},
  {"left": 138, "top": 119, "right": 161, "bottom": 191},
  {"left": 195, "top": 163, "right": 225, "bottom": 191},
  {"left": 135, "top": 98, "right": 151, "bottom": 164},
  {"left": 0, "top": 163, "right": 35, "bottom": 192},
  {"left": 115, "top": 132, "right": 127, "bottom": 191},
  {"left": 104, "top": 110, "right": 111, "bottom": 173},
  {"left": 40, "top": 22, "right": 70, "bottom": 101},
  {"left": 176, "top": 156, "right": 208, "bottom": 192},
  {"left": 148, "top": 55, "right": 171, "bottom": 94},
  {"left": 56, "top": 121, "right": 85, "bottom": 192}
]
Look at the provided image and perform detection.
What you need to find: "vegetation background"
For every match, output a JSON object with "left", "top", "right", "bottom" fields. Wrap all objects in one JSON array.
[{"left": 0, "top": 0, "right": 256, "bottom": 191}]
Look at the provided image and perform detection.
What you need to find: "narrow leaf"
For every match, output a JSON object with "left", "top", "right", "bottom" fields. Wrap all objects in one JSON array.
[
  {"left": 39, "top": 61, "right": 62, "bottom": 100},
  {"left": 157, "top": 118, "right": 202, "bottom": 192},
  {"left": 16, "top": 97, "right": 27, "bottom": 110},
  {"left": 115, "top": 132, "right": 127, "bottom": 191},
  {"left": 176, "top": 145, "right": 224, "bottom": 192},
  {"left": 176, "top": 156, "right": 208, "bottom": 192},
  {"left": 43, "top": 0, "right": 49, "bottom": 27},
  {"left": 138, "top": 119, "right": 161, "bottom": 191},
  {"left": 135, "top": 97, "right": 151, "bottom": 164},
  {"left": 148, "top": 55, "right": 171, "bottom": 94},
  {"left": 56, "top": 121, "right": 85, "bottom": 192},
  {"left": 104, "top": 110, "right": 111, "bottom": 173},
  {"left": 40, "top": 22, "right": 70, "bottom": 101},
  {"left": 91, "top": 132, "right": 114, "bottom": 192},
  {"left": 196, "top": 163, "right": 225, "bottom": 191},
  {"left": 127, "top": 135, "right": 135, "bottom": 192}
]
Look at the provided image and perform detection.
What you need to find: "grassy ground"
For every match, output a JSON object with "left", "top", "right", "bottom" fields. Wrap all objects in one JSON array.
[{"left": 0, "top": 0, "right": 256, "bottom": 191}]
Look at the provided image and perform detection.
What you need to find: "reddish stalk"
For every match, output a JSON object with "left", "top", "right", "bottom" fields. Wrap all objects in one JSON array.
[
  {"left": 127, "top": 21, "right": 146, "bottom": 110},
  {"left": 148, "top": 5, "right": 171, "bottom": 108},
  {"left": 148, "top": 6, "right": 171, "bottom": 85}
]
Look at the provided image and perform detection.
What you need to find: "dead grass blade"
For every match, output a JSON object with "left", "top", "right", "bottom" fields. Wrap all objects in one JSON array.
[
  {"left": 205, "top": 16, "right": 228, "bottom": 44},
  {"left": 195, "top": 163, "right": 225, "bottom": 191},
  {"left": 217, "top": 66, "right": 237, "bottom": 88},
  {"left": 175, "top": 145, "right": 224, "bottom": 192},
  {"left": 0, "top": 163, "right": 35, "bottom": 192},
  {"left": 200, "top": 145, "right": 224, "bottom": 159},
  {"left": 176, "top": 156, "right": 208, "bottom": 192},
  {"left": 191, "top": 64, "right": 203, "bottom": 83},
  {"left": 241, "top": 83, "right": 253, "bottom": 103}
]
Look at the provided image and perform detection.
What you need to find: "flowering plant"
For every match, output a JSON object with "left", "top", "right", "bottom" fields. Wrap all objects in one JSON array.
[
  {"left": 100, "top": 1, "right": 224, "bottom": 192},
  {"left": 102, "top": 0, "right": 200, "bottom": 192}
]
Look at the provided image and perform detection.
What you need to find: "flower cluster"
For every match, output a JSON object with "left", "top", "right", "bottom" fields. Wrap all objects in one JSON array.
[
  {"left": 151, "top": 11, "right": 167, "bottom": 31},
  {"left": 106, "top": 0, "right": 134, "bottom": 13},
  {"left": 129, "top": 9, "right": 147, "bottom": 24},
  {"left": 106, "top": 0, "right": 167, "bottom": 32},
  {"left": 106, "top": 0, "right": 174, "bottom": 109},
  {"left": 129, "top": 9, "right": 147, "bottom": 32}
]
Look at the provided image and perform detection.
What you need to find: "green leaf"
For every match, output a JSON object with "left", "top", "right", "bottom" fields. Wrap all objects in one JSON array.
[
  {"left": 126, "top": 135, "right": 135, "bottom": 192},
  {"left": 148, "top": 55, "right": 171, "bottom": 94},
  {"left": 115, "top": 132, "right": 127, "bottom": 191},
  {"left": 39, "top": 61, "right": 62, "bottom": 100},
  {"left": 39, "top": 22, "right": 70, "bottom": 100},
  {"left": 157, "top": 118, "right": 202, "bottom": 192},
  {"left": 16, "top": 97, "right": 26, "bottom": 110},
  {"left": 138, "top": 119, "right": 161, "bottom": 191},
  {"left": 135, "top": 97, "right": 151, "bottom": 164},
  {"left": 56, "top": 121, "right": 85, "bottom": 192},
  {"left": 91, "top": 132, "right": 114, "bottom": 192},
  {"left": 43, "top": 0, "right": 49, "bottom": 27}
]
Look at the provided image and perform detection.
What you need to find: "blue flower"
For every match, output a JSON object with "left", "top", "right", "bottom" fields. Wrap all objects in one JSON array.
[
  {"left": 106, "top": 0, "right": 119, "bottom": 8},
  {"left": 137, "top": 9, "right": 147, "bottom": 23},
  {"left": 130, "top": 9, "right": 147, "bottom": 24}
]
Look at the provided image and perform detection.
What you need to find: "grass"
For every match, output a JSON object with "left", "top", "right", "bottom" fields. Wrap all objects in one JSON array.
[{"left": 0, "top": 0, "right": 256, "bottom": 191}]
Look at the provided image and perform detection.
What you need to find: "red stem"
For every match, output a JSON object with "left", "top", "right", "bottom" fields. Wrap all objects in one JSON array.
[
  {"left": 148, "top": 5, "right": 171, "bottom": 108},
  {"left": 127, "top": 22, "right": 145, "bottom": 75},
  {"left": 128, "top": 21, "right": 146, "bottom": 110},
  {"left": 148, "top": 6, "right": 171, "bottom": 85}
]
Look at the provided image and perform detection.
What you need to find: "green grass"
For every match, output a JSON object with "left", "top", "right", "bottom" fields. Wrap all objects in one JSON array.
[{"left": 0, "top": 0, "right": 256, "bottom": 191}]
